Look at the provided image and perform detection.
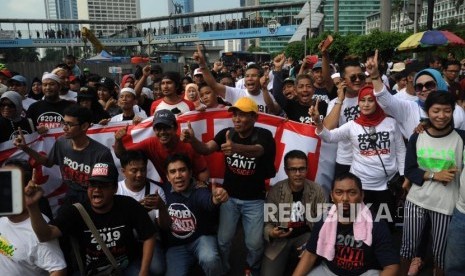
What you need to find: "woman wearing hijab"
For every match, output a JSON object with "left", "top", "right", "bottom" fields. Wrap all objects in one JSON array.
[
  {"left": 184, "top": 83, "right": 205, "bottom": 111},
  {"left": 28, "top": 77, "right": 43, "bottom": 100},
  {"left": 310, "top": 84, "right": 406, "bottom": 218},
  {"left": 0, "top": 91, "right": 35, "bottom": 143},
  {"left": 373, "top": 67, "right": 465, "bottom": 140}
]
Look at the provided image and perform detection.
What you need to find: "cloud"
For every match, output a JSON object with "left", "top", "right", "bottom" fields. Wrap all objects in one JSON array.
[{"left": 3, "top": 0, "right": 45, "bottom": 19}]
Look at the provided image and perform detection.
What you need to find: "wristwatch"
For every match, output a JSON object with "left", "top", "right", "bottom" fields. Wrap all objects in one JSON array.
[
  {"left": 335, "top": 98, "right": 343, "bottom": 105},
  {"left": 429, "top": 172, "right": 435, "bottom": 182}
]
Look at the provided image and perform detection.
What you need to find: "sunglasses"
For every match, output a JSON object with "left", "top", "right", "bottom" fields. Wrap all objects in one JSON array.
[
  {"left": 0, "top": 103, "right": 16, "bottom": 108},
  {"left": 414, "top": 81, "right": 436, "bottom": 92},
  {"left": 348, "top": 73, "right": 366, "bottom": 83}
]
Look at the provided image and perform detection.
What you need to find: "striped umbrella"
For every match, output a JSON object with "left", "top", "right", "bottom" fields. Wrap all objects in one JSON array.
[{"left": 396, "top": 30, "right": 465, "bottom": 52}]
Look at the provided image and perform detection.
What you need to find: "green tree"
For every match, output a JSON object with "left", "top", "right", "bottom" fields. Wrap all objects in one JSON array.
[
  {"left": 42, "top": 48, "right": 65, "bottom": 62},
  {"left": 0, "top": 48, "right": 39, "bottom": 62},
  {"left": 349, "top": 29, "right": 410, "bottom": 61},
  {"left": 284, "top": 41, "right": 305, "bottom": 61}
]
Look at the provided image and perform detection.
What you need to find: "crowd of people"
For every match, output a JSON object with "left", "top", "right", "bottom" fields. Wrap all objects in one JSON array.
[{"left": 1, "top": 38, "right": 465, "bottom": 276}]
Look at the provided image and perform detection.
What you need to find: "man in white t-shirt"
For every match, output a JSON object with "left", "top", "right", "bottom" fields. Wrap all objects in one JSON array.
[
  {"left": 324, "top": 57, "right": 366, "bottom": 177},
  {"left": 116, "top": 150, "right": 166, "bottom": 276},
  {"left": 193, "top": 45, "right": 281, "bottom": 115}
]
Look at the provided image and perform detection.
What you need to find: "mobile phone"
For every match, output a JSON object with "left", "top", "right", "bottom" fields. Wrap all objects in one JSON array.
[
  {"left": 321, "top": 35, "right": 334, "bottom": 50},
  {"left": 0, "top": 168, "right": 23, "bottom": 216},
  {"left": 278, "top": 226, "right": 289, "bottom": 232}
]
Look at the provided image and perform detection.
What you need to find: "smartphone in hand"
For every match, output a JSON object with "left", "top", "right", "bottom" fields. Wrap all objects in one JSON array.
[
  {"left": 321, "top": 35, "right": 334, "bottom": 50},
  {"left": 278, "top": 226, "right": 290, "bottom": 232}
]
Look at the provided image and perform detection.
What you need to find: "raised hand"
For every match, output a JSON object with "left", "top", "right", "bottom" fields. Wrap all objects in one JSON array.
[
  {"left": 318, "top": 35, "right": 333, "bottom": 53},
  {"left": 212, "top": 180, "right": 229, "bottom": 204},
  {"left": 115, "top": 124, "right": 129, "bottom": 141},
  {"left": 308, "top": 99, "right": 322, "bottom": 126},
  {"left": 365, "top": 49, "right": 379, "bottom": 77},
  {"left": 260, "top": 68, "right": 270, "bottom": 90},
  {"left": 180, "top": 121, "right": 195, "bottom": 143},
  {"left": 220, "top": 130, "right": 234, "bottom": 156},
  {"left": 24, "top": 169, "right": 44, "bottom": 208},
  {"left": 273, "top": 53, "right": 286, "bottom": 70},
  {"left": 13, "top": 127, "right": 27, "bottom": 150},
  {"left": 142, "top": 64, "right": 151, "bottom": 77},
  {"left": 193, "top": 44, "right": 207, "bottom": 68}
]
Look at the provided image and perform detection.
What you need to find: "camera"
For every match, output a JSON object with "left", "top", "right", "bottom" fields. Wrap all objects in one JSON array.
[{"left": 0, "top": 168, "right": 23, "bottom": 216}]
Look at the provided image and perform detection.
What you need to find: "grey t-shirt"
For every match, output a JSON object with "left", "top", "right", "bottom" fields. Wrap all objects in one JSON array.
[{"left": 48, "top": 136, "right": 115, "bottom": 202}]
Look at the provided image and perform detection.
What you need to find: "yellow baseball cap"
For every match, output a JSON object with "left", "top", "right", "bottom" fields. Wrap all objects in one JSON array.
[{"left": 228, "top": 97, "right": 258, "bottom": 113}]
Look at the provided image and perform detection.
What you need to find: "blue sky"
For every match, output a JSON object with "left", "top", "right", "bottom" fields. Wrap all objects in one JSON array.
[{"left": 0, "top": 0, "right": 239, "bottom": 19}]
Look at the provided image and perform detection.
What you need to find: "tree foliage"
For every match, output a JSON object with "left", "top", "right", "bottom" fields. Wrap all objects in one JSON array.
[
  {"left": 1, "top": 48, "right": 39, "bottom": 62},
  {"left": 284, "top": 41, "right": 305, "bottom": 61},
  {"left": 41, "top": 48, "right": 66, "bottom": 62},
  {"left": 284, "top": 30, "right": 412, "bottom": 65}
]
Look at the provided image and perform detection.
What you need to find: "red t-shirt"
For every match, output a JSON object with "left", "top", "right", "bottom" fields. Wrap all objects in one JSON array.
[{"left": 128, "top": 136, "right": 207, "bottom": 182}]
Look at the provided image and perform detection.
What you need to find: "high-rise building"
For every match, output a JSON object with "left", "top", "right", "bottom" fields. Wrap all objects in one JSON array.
[
  {"left": 76, "top": 0, "right": 141, "bottom": 37},
  {"left": 168, "top": 0, "right": 194, "bottom": 27},
  {"left": 323, "top": 0, "right": 380, "bottom": 34},
  {"left": 44, "top": 0, "right": 79, "bottom": 32},
  {"left": 258, "top": 0, "right": 306, "bottom": 53}
]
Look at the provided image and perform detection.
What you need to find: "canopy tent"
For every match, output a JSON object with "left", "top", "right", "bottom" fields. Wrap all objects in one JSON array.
[{"left": 86, "top": 50, "right": 113, "bottom": 62}]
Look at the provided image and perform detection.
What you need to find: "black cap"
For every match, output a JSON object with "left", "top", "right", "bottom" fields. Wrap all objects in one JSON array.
[
  {"left": 153, "top": 109, "right": 176, "bottom": 128},
  {"left": 88, "top": 162, "right": 118, "bottom": 183},
  {"left": 97, "top": 77, "right": 115, "bottom": 90}
]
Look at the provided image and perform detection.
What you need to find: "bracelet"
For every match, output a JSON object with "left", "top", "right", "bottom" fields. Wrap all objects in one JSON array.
[
  {"left": 370, "top": 75, "right": 380, "bottom": 80},
  {"left": 335, "top": 99, "right": 343, "bottom": 105}
]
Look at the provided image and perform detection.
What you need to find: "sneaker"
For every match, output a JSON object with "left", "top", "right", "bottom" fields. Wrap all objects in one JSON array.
[{"left": 407, "top": 257, "right": 424, "bottom": 276}]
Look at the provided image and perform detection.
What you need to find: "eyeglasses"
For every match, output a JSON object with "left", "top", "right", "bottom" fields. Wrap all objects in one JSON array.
[
  {"left": 61, "top": 121, "right": 81, "bottom": 128},
  {"left": 286, "top": 167, "right": 307, "bottom": 174},
  {"left": 414, "top": 81, "right": 436, "bottom": 92},
  {"left": 348, "top": 73, "right": 366, "bottom": 83},
  {"left": 0, "top": 103, "right": 16, "bottom": 108}
]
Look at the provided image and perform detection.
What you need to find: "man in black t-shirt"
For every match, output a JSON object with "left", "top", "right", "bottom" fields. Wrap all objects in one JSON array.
[
  {"left": 293, "top": 172, "right": 399, "bottom": 276},
  {"left": 24, "top": 161, "right": 156, "bottom": 275},
  {"left": 26, "top": 73, "right": 75, "bottom": 131},
  {"left": 182, "top": 97, "right": 276, "bottom": 274}
]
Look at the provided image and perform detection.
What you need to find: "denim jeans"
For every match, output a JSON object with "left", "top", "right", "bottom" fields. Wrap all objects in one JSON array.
[
  {"left": 218, "top": 198, "right": 265, "bottom": 272},
  {"left": 123, "top": 240, "right": 165, "bottom": 276},
  {"left": 165, "top": 235, "right": 222, "bottom": 276},
  {"left": 445, "top": 208, "right": 465, "bottom": 275}
]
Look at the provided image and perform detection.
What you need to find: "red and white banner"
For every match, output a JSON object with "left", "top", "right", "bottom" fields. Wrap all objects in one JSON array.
[{"left": 0, "top": 109, "right": 331, "bottom": 211}]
